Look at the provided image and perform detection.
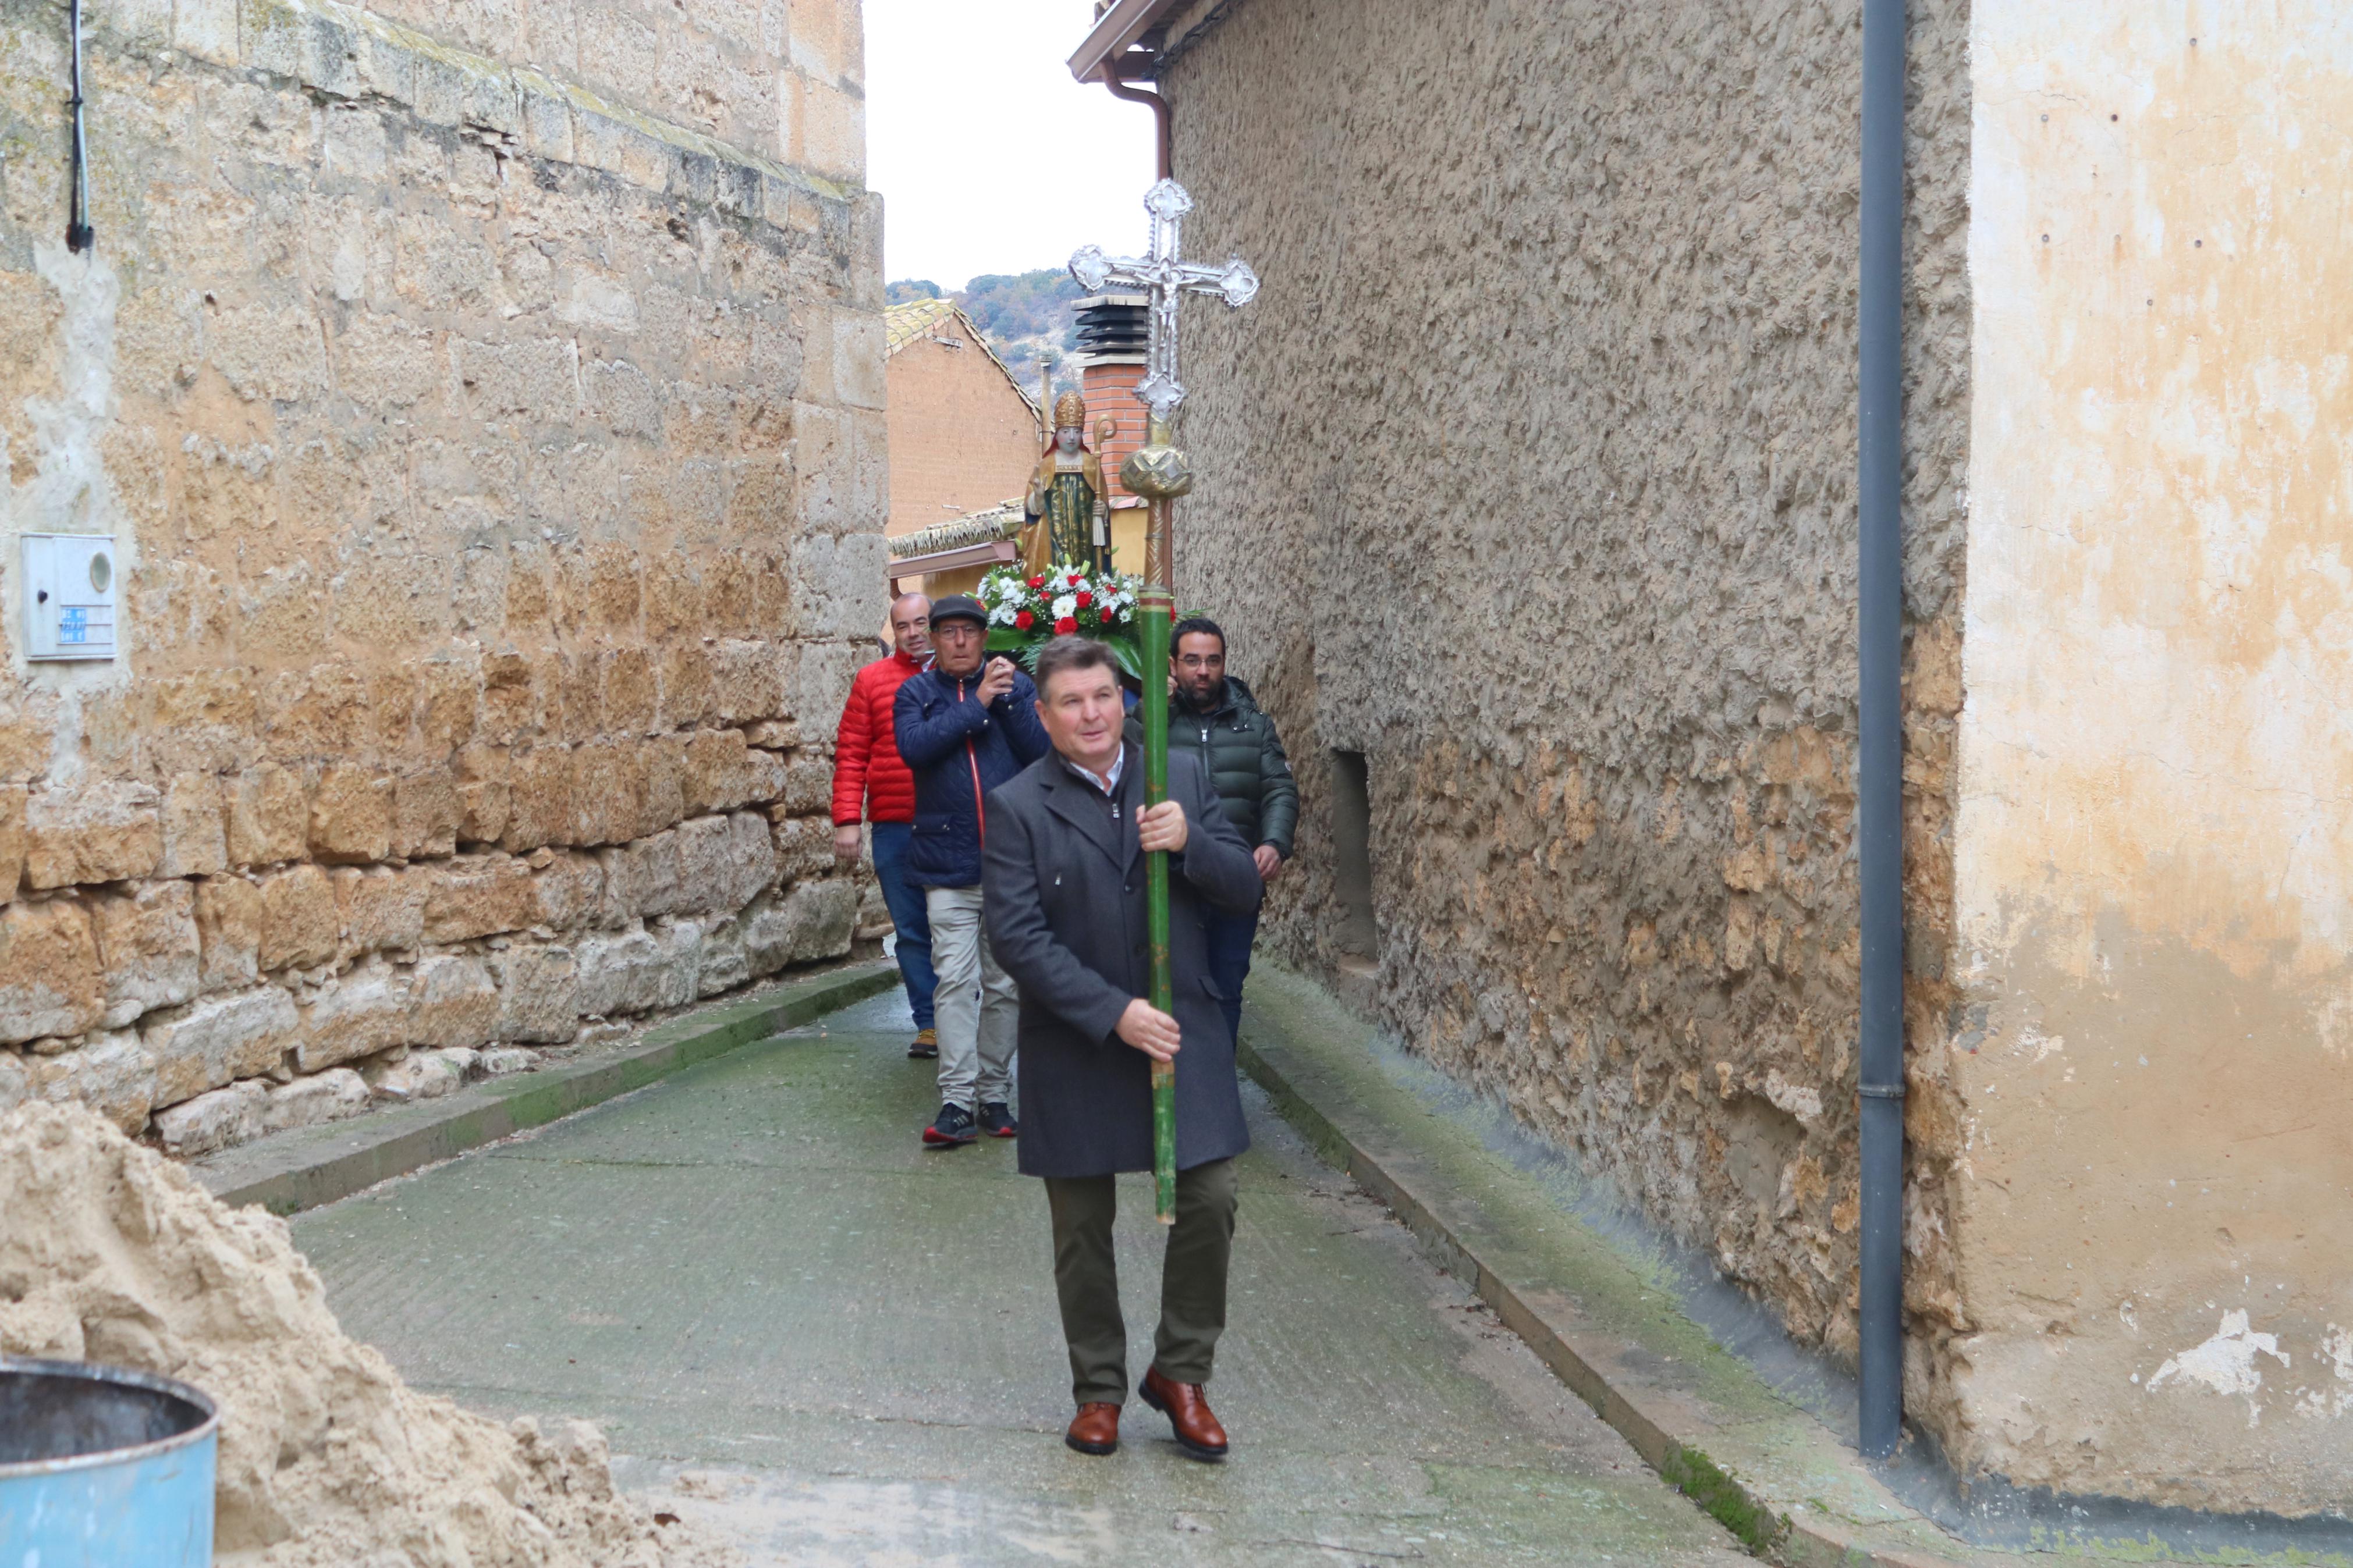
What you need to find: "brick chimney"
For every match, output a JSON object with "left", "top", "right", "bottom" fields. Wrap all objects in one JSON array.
[{"left": 1073, "top": 293, "right": 1149, "bottom": 511}]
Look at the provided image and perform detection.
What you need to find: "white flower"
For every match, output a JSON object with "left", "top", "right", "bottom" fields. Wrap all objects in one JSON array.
[
  {"left": 991, "top": 605, "right": 1016, "bottom": 627},
  {"left": 1051, "top": 593, "right": 1077, "bottom": 620}
]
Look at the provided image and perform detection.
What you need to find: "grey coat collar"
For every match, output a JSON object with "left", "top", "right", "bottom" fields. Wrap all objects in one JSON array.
[{"left": 1039, "top": 742, "right": 1143, "bottom": 872}]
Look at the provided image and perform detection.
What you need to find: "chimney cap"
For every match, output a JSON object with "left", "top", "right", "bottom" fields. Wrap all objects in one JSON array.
[{"left": 1073, "top": 293, "right": 1148, "bottom": 358}]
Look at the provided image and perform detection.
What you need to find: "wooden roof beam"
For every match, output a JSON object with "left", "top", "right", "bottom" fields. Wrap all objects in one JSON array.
[{"left": 1066, "top": 0, "right": 1186, "bottom": 83}]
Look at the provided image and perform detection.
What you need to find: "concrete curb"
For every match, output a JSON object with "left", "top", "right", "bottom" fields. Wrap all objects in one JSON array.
[
  {"left": 1237, "top": 1016, "right": 1952, "bottom": 1568},
  {"left": 198, "top": 961, "right": 899, "bottom": 1215}
]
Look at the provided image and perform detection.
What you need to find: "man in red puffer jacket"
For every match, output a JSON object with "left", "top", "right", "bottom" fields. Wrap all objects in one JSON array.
[{"left": 834, "top": 592, "right": 937, "bottom": 1057}]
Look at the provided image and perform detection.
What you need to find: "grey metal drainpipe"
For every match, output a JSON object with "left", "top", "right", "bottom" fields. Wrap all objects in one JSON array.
[{"left": 1856, "top": 0, "right": 1908, "bottom": 1461}]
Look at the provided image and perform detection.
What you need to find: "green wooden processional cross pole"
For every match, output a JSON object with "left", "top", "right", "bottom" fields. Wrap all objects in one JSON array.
[{"left": 1069, "top": 180, "right": 1258, "bottom": 1224}]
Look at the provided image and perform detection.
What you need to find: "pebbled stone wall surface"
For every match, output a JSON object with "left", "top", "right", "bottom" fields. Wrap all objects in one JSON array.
[
  {"left": 0, "top": 0, "right": 883, "bottom": 1155},
  {"left": 1162, "top": 0, "right": 1974, "bottom": 1453}
]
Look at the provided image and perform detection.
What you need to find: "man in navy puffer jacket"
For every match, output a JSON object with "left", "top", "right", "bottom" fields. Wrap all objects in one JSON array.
[{"left": 894, "top": 594, "right": 1051, "bottom": 1149}]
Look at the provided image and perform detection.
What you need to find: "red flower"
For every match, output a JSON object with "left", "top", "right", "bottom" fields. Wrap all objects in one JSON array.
[
  {"left": 1074, "top": 589, "right": 1094, "bottom": 609},
  {"left": 1014, "top": 610, "right": 1035, "bottom": 630},
  {"left": 1053, "top": 616, "right": 1078, "bottom": 635},
  {"left": 1066, "top": 571, "right": 1083, "bottom": 586},
  {"left": 1027, "top": 575, "right": 1047, "bottom": 589}
]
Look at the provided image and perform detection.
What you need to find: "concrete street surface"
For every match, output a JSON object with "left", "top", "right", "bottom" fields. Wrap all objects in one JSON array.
[{"left": 293, "top": 989, "right": 1750, "bottom": 1566}]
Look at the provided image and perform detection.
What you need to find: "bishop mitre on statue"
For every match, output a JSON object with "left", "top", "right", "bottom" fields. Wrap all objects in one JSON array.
[{"left": 1023, "top": 390, "right": 1110, "bottom": 577}]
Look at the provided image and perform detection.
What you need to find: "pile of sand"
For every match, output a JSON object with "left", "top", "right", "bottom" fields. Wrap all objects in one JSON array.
[{"left": 0, "top": 1101, "right": 737, "bottom": 1567}]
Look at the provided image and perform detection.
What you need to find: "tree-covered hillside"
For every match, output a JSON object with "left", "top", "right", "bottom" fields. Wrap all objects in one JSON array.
[{"left": 887, "top": 269, "right": 1083, "bottom": 385}]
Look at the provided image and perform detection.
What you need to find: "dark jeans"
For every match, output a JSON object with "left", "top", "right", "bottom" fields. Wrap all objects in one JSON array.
[
  {"left": 1044, "top": 1159, "right": 1239, "bottom": 1405},
  {"left": 869, "top": 822, "right": 935, "bottom": 1030},
  {"left": 1202, "top": 904, "right": 1259, "bottom": 1048}
]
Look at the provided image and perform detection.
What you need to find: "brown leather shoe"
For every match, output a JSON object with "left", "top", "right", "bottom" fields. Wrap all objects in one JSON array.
[
  {"left": 1064, "top": 1402, "right": 1120, "bottom": 1456},
  {"left": 1140, "top": 1367, "right": 1229, "bottom": 1461}
]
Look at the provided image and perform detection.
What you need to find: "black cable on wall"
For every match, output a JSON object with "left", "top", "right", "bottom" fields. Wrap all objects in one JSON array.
[{"left": 67, "top": 0, "right": 93, "bottom": 253}]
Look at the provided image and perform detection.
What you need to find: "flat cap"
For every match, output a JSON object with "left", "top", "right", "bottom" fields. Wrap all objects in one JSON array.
[{"left": 929, "top": 593, "right": 988, "bottom": 628}]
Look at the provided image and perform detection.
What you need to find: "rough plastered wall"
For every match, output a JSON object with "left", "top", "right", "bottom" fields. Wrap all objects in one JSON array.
[
  {"left": 1162, "top": 0, "right": 1975, "bottom": 1424},
  {"left": 1955, "top": 1, "right": 2353, "bottom": 1515},
  {"left": 0, "top": 0, "right": 887, "bottom": 1155}
]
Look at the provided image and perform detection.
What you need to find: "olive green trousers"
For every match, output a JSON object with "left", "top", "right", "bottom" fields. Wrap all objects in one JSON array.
[{"left": 1042, "top": 1158, "right": 1239, "bottom": 1406}]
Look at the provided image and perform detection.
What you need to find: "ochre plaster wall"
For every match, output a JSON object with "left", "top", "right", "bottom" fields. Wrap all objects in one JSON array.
[
  {"left": 0, "top": 0, "right": 886, "bottom": 1151},
  {"left": 1955, "top": 0, "right": 2353, "bottom": 1512},
  {"left": 882, "top": 318, "right": 1038, "bottom": 536},
  {"left": 1162, "top": 0, "right": 1972, "bottom": 1442}
]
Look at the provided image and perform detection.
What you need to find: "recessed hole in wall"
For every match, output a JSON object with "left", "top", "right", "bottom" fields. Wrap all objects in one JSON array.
[
  {"left": 1723, "top": 1098, "right": 1807, "bottom": 1211},
  {"left": 1330, "top": 749, "right": 1376, "bottom": 962}
]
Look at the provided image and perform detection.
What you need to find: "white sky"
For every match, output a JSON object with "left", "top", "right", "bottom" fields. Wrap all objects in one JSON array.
[{"left": 864, "top": 1, "right": 1159, "bottom": 290}]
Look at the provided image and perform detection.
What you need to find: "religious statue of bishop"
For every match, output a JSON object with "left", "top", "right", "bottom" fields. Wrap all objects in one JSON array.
[{"left": 1023, "top": 389, "right": 1110, "bottom": 577}]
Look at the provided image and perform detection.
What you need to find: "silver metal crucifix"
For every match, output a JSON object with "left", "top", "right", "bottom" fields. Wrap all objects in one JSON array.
[{"left": 1069, "top": 178, "right": 1258, "bottom": 425}]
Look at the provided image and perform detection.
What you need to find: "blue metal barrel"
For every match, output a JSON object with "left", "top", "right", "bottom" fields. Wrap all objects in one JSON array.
[{"left": 0, "top": 1357, "right": 218, "bottom": 1567}]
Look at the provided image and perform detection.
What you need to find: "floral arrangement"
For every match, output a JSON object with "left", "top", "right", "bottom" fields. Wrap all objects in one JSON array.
[{"left": 978, "top": 562, "right": 1146, "bottom": 678}]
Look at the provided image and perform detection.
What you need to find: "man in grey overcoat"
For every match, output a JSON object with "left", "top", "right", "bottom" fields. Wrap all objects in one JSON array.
[{"left": 982, "top": 635, "right": 1264, "bottom": 1463}]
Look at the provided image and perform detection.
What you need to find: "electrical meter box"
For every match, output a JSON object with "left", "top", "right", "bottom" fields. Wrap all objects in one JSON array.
[{"left": 23, "top": 534, "right": 118, "bottom": 661}]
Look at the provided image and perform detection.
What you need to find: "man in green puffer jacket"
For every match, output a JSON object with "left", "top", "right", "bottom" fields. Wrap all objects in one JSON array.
[{"left": 1126, "top": 617, "right": 1298, "bottom": 1047}]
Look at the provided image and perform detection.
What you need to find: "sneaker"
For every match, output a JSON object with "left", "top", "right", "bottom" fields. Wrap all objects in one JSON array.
[
  {"left": 907, "top": 1028, "right": 938, "bottom": 1059},
  {"left": 977, "top": 1101, "right": 1018, "bottom": 1139},
  {"left": 922, "top": 1102, "right": 977, "bottom": 1148}
]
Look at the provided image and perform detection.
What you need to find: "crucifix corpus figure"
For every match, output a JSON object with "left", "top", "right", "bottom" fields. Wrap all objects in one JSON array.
[{"left": 979, "top": 176, "right": 1261, "bottom": 1468}]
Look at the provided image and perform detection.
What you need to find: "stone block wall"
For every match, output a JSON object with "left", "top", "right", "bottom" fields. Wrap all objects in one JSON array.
[
  {"left": 305, "top": 0, "right": 867, "bottom": 183},
  {"left": 0, "top": 0, "right": 883, "bottom": 1154},
  {"left": 1162, "top": 0, "right": 1972, "bottom": 1437}
]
